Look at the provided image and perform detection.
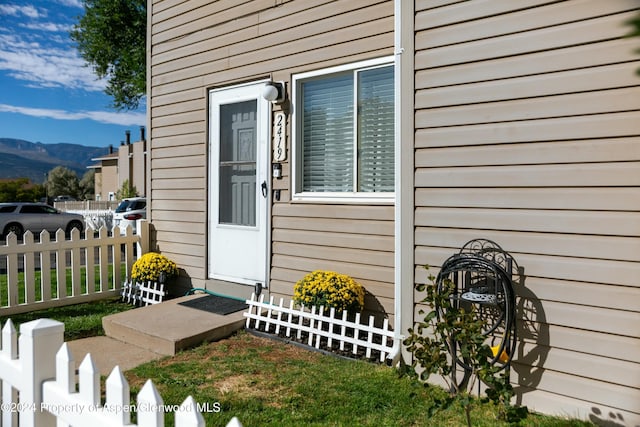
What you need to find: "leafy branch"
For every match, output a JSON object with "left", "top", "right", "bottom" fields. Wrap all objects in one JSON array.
[{"left": 403, "top": 268, "right": 518, "bottom": 426}]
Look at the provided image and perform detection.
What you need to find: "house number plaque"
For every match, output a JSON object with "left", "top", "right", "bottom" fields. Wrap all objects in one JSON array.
[{"left": 273, "top": 112, "right": 286, "bottom": 162}]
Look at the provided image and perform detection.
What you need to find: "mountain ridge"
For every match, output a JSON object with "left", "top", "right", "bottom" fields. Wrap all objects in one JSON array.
[{"left": 0, "top": 138, "right": 109, "bottom": 184}]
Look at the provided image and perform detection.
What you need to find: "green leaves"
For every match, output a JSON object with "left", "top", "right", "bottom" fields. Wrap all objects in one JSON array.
[
  {"left": 626, "top": 11, "right": 640, "bottom": 75},
  {"left": 116, "top": 179, "right": 138, "bottom": 199},
  {"left": 403, "top": 267, "right": 516, "bottom": 426},
  {"left": 46, "top": 166, "right": 80, "bottom": 199},
  {"left": 71, "top": 0, "right": 147, "bottom": 110},
  {"left": 0, "top": 178, "right": 44, "bottom": 203}
]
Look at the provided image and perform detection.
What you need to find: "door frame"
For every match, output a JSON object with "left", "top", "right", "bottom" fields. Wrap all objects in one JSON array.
[{"left": 207, "top": 80, "right": 272, "bottom": 288}]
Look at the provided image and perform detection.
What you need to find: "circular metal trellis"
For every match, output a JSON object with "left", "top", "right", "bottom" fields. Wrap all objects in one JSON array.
[{"left": 434, "top": 239, "right": 518, "bottom": 390}]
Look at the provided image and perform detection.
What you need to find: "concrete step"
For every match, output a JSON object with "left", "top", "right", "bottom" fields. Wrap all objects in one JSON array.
[
  {"left": 102, "top": 294, "right": 247, "bottom": 356},
  {"left": 67, "top": 336, "right": 162, "bottom": 376}
]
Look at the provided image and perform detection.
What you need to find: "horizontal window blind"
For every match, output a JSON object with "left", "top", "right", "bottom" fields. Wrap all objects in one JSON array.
[
  {"left": 298, "top": 62, "right": 394, "bottom": 195},
  {"left": 302, "top": 74, "right": 354, "bottom": 192},
  {"left": 358, "top": 66, "right": 394, "bottom": 192}
]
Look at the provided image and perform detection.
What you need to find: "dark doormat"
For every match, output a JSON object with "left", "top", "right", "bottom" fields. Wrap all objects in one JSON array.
[{"left": 178, "top": 294, "right": 248, "bottom": 316}]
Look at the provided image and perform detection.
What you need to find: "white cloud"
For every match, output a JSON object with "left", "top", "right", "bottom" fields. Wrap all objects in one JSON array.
[
  {"left": 0, "top": 103, "right": 146, "bottom": 126},
  {"left": 0, "top": 33, "right": 106, "bottom": 91},
  {"left": 55, "top": 0, "right": 83, "bottom": 8},
  {"left": 0, "top": 1, "right": 103, "bottom": 93},
  {"left": 20, "top": 22, "right": 74, "bottom": 32},
  {"left": 0, "top": 4, "right": 42, "bottom": 19}
]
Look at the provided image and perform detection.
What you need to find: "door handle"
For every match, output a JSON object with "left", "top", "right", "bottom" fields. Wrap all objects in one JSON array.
[{"left": 261, "top": 181, "right": 268, "bottom": 198}]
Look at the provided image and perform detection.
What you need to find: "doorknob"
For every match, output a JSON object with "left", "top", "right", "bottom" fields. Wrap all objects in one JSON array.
[{"left": 261, "top": 181, "right": 268, "bottom": 198}]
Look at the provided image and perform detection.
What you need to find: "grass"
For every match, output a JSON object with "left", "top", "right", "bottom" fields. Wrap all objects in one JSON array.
[
  {"left": 0, "top": 276, "right": 592, "bottom": 426},
  {"left": 0, "top": 264, "right": 127, "bottom": 306},
  {"left": 0, "top": 297, "right": 132, "bottom": 340},
  {"left": 0, "top": 263, "right": 131, "bottom": 339},
  {"left": 126, "top": 332, "right": 593, "bottom": 427}
]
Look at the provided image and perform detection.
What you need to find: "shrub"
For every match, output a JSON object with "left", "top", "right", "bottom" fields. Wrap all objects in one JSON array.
[
  {"left": 293, "top": 270, "right": 365, "bottom": 313},
  {"left": 131, "top": 252, "right": 178, "bottom": 284},
  {"left": 403, "top": 267, "right": 517, "bottom": 426}
]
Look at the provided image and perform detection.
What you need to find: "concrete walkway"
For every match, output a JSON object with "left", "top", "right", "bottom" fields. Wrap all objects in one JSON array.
[
  {"left": 67, "top": 336, "right": 163, "bottom": 376},
  {"left": 67, "top": 294, "right": 247, "bottom": 376}
]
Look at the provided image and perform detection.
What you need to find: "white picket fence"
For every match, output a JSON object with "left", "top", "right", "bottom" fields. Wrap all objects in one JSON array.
[
  {"left": 67, "top": 209, "right": 114, "bottom": 230},
  {"left": 0, "top": 223, "right": 148, "bottom": 316},
  {"left": 243, "top": 294, "right": 395, "bottom": 362},
  {"left": 0, "top": 318, "right": 243, "bottom": 427},
  {"left": 54, "top": 200, "right": 119, "bottom": 212},
  {"left": 121, "top": 281, "right": 166, "bottom": 306},
  {"left": 55, "top": 202, "right": 119, "bottom": 230}
]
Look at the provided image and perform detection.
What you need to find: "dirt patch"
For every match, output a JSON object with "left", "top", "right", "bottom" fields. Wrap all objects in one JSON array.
[
  {"left": 126, "top": 332, "right": 322, "bottom": 391},
  {"left": 214, "top": 374, "right": 260, "bottom": 397},
  {"left": 258, "top": 341, "right": 321, "bottom": 364}
]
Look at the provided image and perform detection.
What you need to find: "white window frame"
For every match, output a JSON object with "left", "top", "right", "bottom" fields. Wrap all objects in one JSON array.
[{"left": 291, "top": 56, "right": 395, "bottom": 203}]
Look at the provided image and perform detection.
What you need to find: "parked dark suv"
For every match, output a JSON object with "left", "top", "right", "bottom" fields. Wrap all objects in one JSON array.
[{"left": 0, "top": 203, "right": 85, "bottom": 239}]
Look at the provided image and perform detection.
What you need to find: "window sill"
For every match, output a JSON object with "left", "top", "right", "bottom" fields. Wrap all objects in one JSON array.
[{"left": 292, "top": 192, "right": 395, "bottom": 205}]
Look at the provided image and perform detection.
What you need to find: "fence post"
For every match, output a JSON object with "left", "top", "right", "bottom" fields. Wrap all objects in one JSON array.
[
  {"left": 138, "top": 219, "right": 149, "bottom": 255},
  {"left": 6, "top": 233, "right": 19, "bottom": 308},
  {"left": 19, "top": 318, "right": 64, "bottom": 427},
  {"left": 175, "top": 396, "right": 205, "bottom": 426},
  {"left": 138, "top": 379, "right": 164, "bottom": 426},
  {"left": 105, "top": 366, "right": 131, "bottom": 425},
  {"left": 2, "top": 319, "right": 19, "bottom": 427}
]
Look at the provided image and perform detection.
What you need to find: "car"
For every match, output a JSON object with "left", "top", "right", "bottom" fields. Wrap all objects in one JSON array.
[
  {"left": 113, "top": 197, "right": 146, "bottom": 235},
  {"left": 0, "top": 202, "right": 85, "bottom": 239}
]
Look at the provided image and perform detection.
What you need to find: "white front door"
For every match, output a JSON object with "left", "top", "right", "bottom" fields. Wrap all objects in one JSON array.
[{"left": 208, "top": 82, "right": 269, "bottom": 286}]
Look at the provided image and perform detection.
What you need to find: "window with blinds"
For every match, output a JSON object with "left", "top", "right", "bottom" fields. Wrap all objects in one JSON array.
[
  {"left": 296, "top": 61, "right": 394, "bottom": 197},
  {"left": 358, "top": 66, "right": 394, "bottom": 192}
]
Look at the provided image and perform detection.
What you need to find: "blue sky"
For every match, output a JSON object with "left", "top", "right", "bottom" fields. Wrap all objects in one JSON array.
[{"left": 0, "top": 0, "right": 146, "bottom": 149}]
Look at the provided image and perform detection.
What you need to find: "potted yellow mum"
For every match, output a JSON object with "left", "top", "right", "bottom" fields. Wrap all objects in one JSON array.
[
  {"left": 131, "top": 252, "right": 178, "bottom": 285},
  {"left": 293, "top": 270, "right": 365, "bottom": 314}
]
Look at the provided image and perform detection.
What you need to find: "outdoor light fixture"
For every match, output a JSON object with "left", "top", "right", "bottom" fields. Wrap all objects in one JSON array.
[
  {"left": 272, "top": 162, "right": 282, "bottom": 179},
  {"left": 262, "top": 81, "right": 286, "bottom": 104}
]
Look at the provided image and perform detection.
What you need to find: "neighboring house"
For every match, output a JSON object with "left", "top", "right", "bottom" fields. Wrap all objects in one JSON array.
[
  {"left": 89, "top": 128, "right": 148, "bottom": 200},
  {"left": 148, "top": 1, "right": 639, "bottom": 423},
  {"left": 89, "top": 148, "right": 118, "bottom": 201}
]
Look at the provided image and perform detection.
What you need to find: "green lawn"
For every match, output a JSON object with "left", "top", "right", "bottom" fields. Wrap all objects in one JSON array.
[
  {"left": 0, "top": 306, "right": 593, "bottom": 426},
  {"left": 0, "top": 297, "right": 132, "bottom": 340},
  {"left": 0, "top": 264, "right": 131, "bottom": 339},
  {"left": 0, "top": 264, "right": 127, "bottom": 306},
  {"left": 127, "top": 332, "right": 592, "bottom": 427},
  {"left": 0, "top": 272, "right": 593, "bottom": 426}
]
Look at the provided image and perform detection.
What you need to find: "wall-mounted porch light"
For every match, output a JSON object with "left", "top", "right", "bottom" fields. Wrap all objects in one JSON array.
[
  {"left": 262, "top": 81, "right": 286, "bottom": 104},
  {"left": 272, "top": 162, "right": 282, "bottom": 179}
]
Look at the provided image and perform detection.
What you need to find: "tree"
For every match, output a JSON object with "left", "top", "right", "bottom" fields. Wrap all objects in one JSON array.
[
  {"left": 70, "top": 0, "right": 147, "bottom": 110},
  {"left": 79, "top": 169, "right": 95, "bottom": 200},
  {"left": 116, "top": 179, "right": 138, "bottom": 200},
  {"left": 0, "top": 179, "right": 44, "bottom": 203},
  {"left": 404, "top": 268, "right": 519, "bottom": 426},
  {"left": 629, "top": 11, "right": 640, "bottom": 75},
  {"left": 46, "top": 166, "right": 80, "bottom": 199}
]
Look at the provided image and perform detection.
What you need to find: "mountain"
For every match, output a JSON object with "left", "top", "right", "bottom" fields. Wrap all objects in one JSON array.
[{"left": 0, "top": 138, "right": 109, "bottom": 183}]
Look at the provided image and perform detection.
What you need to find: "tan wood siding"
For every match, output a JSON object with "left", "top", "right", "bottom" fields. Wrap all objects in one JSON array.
[
  {"left": 149, "top": 0, "right": 395, "bottom": 310},
  {"left": 414, "top": 0, "right": 640, "bottom": 422},
  {"left": 416, "top": 187, "right": 640, "bottom": 211},
  {"left": 416, "top": 227, "right": 640, "bottom": 264},
  {"left": 271, "top": 203, "right": 395, "bottom": 315}
]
